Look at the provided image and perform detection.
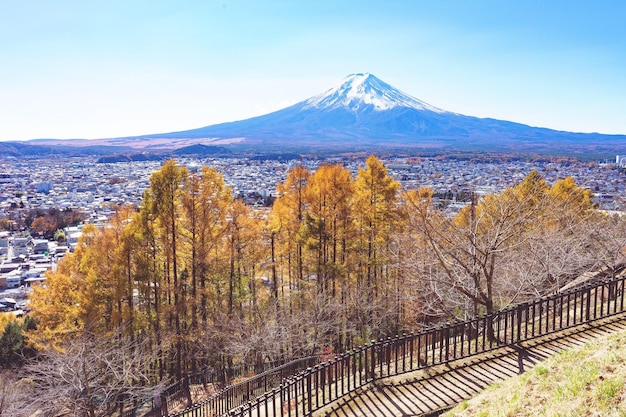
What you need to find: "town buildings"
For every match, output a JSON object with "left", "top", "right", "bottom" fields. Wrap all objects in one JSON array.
[{"left": 0, "top": 154, "right": 625, "bottom": 292}]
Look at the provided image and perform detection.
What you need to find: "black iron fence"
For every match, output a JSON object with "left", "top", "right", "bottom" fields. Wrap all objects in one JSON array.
[
  {"left": 156, "top": 356, "right": 320, "bottom": 417},
  {"left": 120, "top": 370, "right": 218, "bottom": 417},
  {"left": 170, "top": 275, "right": 626, "bottom": 417},
  {"left": 119, "top": 357, "right": 321, "bottom": 417}
]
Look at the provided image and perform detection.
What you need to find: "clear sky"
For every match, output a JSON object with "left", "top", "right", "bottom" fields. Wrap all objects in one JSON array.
[{"left": 1, "top": 0, "right": 625, "bottom": 141}]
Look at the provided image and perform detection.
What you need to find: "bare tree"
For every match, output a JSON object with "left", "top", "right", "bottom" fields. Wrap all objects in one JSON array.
[
  {"left": 24, "top": 331, "right": 164, "bottom": 417},
  {"left": 400, "top": 172, "right": 608, "bottom": 326},
  {"left": 0, "top": 371, "right": 38, "bottom": 417},
  {"left": 587, "top": 212, "right": 626, "bottom": 277},
  {"left": 214, "top": 290, "right": 346, "bottom": 369}
]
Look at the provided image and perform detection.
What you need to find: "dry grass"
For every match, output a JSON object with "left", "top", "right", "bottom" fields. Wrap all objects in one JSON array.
[{"left": 444, "top": 327, "right": 626, "bottom": 417}]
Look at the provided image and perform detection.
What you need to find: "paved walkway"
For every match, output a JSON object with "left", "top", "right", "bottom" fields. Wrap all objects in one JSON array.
[{"left": 315, "top": 313, "right": 626, "bottom": 417}]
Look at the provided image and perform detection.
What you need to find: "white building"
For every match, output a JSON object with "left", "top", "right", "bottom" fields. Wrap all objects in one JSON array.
[
  {"left": 35, "top": 181, "right": 53, "bottom": 193},
  {"left": 7, "top": 237, "right": 29, "bottom": 260},
  {"left": 31, "top": 239, "right": 49, "bottom": 255}
]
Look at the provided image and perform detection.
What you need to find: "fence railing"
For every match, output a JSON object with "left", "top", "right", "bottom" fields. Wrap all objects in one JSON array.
[
  {"left": 161, "top": 356, "right": 320, "bottom": 417},
  {"left": 170, "top": 274, "right": 626, "bottom": 417},
  {"left": 119, "top": 369, "right": 219, "bottom": 417},
  {"left": 119, "top": 356, "right": 321, "bottom": 417}
]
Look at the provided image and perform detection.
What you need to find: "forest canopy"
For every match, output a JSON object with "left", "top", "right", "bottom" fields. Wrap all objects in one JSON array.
[{"left": 27, "top": 157, "right": 626, "bottom": 395}]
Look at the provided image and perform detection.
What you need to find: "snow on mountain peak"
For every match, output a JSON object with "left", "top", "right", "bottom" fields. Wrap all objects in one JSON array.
[{"left": 303, "top": 73, "right": 446, "bottom": 113}]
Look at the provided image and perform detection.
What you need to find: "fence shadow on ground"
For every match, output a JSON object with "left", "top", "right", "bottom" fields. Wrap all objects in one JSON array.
[
  {"left": 172, "top": 273, "right": 626, "bottom": 417},
  {"left": 319, "top": 315, "right": 626, "bottom": 417}
]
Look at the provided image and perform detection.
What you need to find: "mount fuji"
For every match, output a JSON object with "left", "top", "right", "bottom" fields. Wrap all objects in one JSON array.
[
  {"left": 15, "top": 73, "right": 626, "bottom": 156},
  {"left": 125, "top": 73, "right": 623, "bottom": 153}
]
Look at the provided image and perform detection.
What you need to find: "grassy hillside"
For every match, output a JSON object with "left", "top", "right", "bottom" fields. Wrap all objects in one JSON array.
[{"left": 445, "top": 328, "right": 626, "bottom": 416}]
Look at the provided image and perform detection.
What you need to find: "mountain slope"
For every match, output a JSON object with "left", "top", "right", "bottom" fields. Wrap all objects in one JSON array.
[
  {"left": 135, "top": 73, "right": 624, "bottom": 152},
  {"left": 10, "top": 73, "right": 626, "bottom": 156}
]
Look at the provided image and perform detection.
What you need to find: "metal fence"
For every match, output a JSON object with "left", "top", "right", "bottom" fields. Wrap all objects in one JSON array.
[
  {"left": 119, "top": 357, "right": 321, "bottom": 417},
  {"left": 165, "top": 356, "right": 321, "bottom": 417},
  {"left": 171, "top": 275, "right": 626, "bottom": 417}
]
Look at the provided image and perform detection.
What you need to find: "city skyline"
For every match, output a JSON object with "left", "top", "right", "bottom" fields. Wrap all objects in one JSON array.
[{"left": 1, "top": 0, "right": 625, "bottom": 141}]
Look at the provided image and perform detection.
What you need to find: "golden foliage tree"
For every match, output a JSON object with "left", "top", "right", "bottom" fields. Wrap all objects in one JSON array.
[
  {"left": 29, "top": 158, "right": 625, "bottom": 387},
  {"left": 352, "top": 156, "right": 402, "bottom": 335}
]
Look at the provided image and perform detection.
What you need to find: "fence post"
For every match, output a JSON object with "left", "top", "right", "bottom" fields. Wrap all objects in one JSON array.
[
  {"left": 378, "top": 340, "right": 384, "bottom": 377},
  {"left": 610, "top": 281, "right": 617, "bottom": 312},
  {"left": 334, "top": 358, "right": 340, "bottom": 398},
  {"left": 585, "top": 287, "right": 591, "bottom": 322},
  {"left": 550, "top": 296, "right": 556, "bottom": 332},
  {"left": 306, "top": 368, "right": 312, "bottom": 414},
  {"left": 357, "top": 347, "right": 362, "bottom": 387},
  {"left": 600, "top": 283, "right": 606, "bottom": 317},
  {"left": 444, "top": 326, "right": 449, "bottom": 362},
  {"left": 340, "top": 354, "right": 345, "bottom": 396},
  {"left": 432, "top": 329, "right": 438, "bottom": 364},
  {"left": 481, "top": 317, "right": 486, "bottom": 352},
  {"left": 279, "top": 382, "right": 285, "bottom": 417},
  {"left": 344, "top": 351, "right": 348, "bottom": 392},
  {"left": 419, "top": 333, "right": 425, "bottom": 367},
  {"left": 295, "top": 375, "right": 300, "bottom": 417},
  {"left": 370, "top": 340, "right": 376, "bottom": 381},
  {"left": 585, "top": 287, "right": 588, "bottom": 321},
  {"left": 401, "top": 333, "right": 407, "bottom": 372},
  {"left": 558, "top": 293, "right": 564, "bottom": 331},
  {"left": 409, "top": 334, "right": 415, "bottom": 369}
]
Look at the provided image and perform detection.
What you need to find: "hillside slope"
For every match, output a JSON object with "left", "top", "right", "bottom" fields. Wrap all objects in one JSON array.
[{"left": 445, "top": 326, "right": 626, "bottom": 416}]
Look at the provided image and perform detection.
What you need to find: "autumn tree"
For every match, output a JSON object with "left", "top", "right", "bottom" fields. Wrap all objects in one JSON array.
[
  {"left": 270, "top": 165, "right": 311, "bottom": 297},
  {"left": 108, "top": 206, "right": 143, "bottom": 340},
  {"left": 29, "top": 224, "right": 109, "bottom": 345},
  {"left": 396, "top": 187, "right": 446, "bottom": 325},
  {"left": 402, "top": 171, "right": 552, "bottom": 325},
  {"left": 294, "top": 163, "right": 355, "bottom": 348},
  {"left": 401, "top": 170, "right": 610, "bottom": 327},
  {"left": 179, "top": 166, "right": 233, "bottom": 372},
  {"left": 510, "top": 175, "right": 601, "bottom": 294},
  {"left": 351, "top": 156, "right": 402, "bottom": 336},
  {"left": 129, "top": 191, "right": 167, "bottom": 377},
  {"left": 301, "top": 163, "right": 354, "bottom": 296},
  {"left": 31, "top": 215, "right": 57, "bottom": 238},
  {"left": 147, "top": 160, "right": 187, "bottom": 379}
]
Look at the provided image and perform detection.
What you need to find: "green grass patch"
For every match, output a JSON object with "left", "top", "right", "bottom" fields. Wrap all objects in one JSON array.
[{"left": 444, "top": 326, "right": 626, "bottom": 416}]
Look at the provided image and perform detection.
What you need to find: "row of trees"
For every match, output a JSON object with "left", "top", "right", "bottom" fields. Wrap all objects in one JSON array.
[
  {"left": 29, "top": 158, "right": 406, "bottom": 377},
  {"left": 22, "top": 156, "right": 626, "bottom": 415}
]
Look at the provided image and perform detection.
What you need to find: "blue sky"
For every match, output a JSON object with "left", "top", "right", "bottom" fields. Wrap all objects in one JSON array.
[{"left": 1, "top": 0, "right": 625, "bottom": 141}]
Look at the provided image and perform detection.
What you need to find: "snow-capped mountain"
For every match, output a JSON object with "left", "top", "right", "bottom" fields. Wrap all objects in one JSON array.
[
  {"left": 126, "top": 73, "right": 625, "bottom": 153},
  {"left": 303, "top": 73, "right": 446, "bottom": 113}
]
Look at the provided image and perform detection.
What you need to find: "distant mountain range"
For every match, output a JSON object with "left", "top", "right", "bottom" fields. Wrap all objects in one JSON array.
[{"left": 3, "top": 73, "right": 626, "bottom": 158}]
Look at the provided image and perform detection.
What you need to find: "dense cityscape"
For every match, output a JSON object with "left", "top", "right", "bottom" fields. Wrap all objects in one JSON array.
[{"left": 1, "top": 154, "right": 625, "bottom": 301}]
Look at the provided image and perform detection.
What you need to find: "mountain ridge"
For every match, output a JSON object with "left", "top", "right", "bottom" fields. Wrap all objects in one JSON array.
[
  {"left": 4, "top": 73, "right": 626, "bottom": 157},
  {"left": 137, "top": 73, "right": 624, "bottom": 150}
]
